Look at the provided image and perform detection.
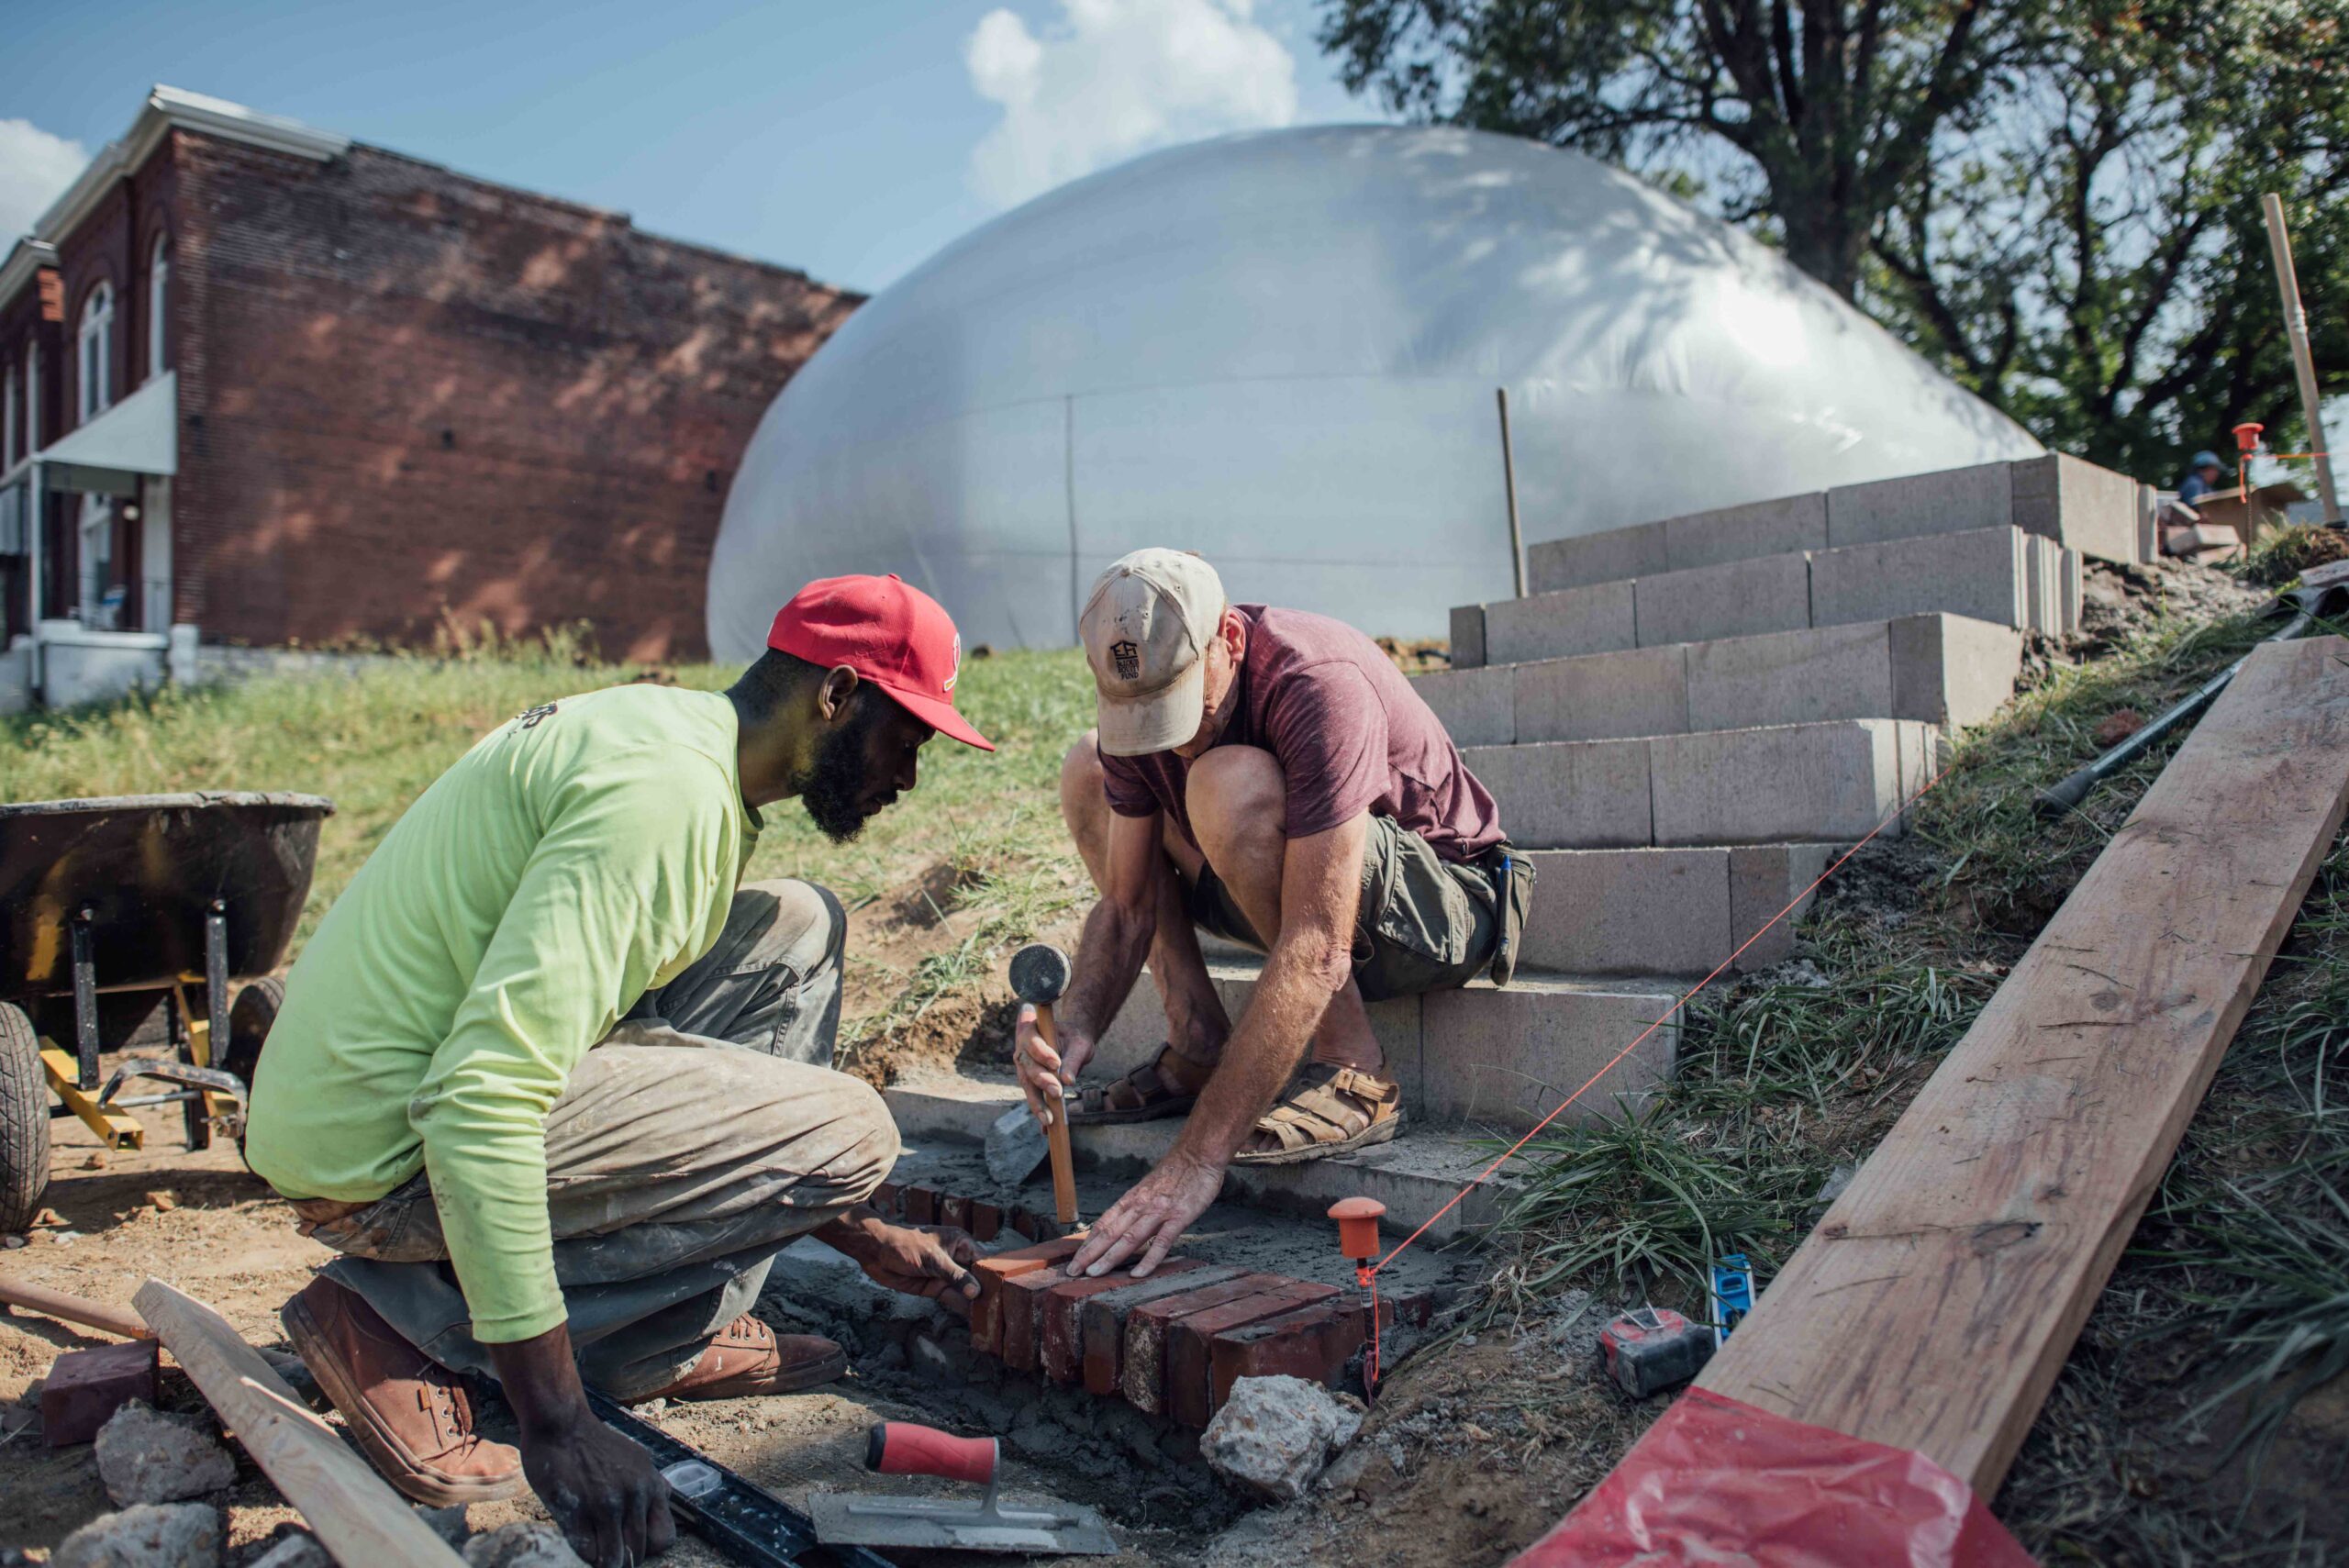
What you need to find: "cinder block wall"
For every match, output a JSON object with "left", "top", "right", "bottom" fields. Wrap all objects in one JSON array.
[{"left": 170, "top": 132, "right": 862, "bottom": 661}]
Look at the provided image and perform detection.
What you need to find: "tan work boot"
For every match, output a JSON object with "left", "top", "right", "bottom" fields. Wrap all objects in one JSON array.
[
  {"left": 629, "top": 1314, "right": 848, "bottom": 1403},
  {"left": 282, "top": 1276, "right": 526, "bottom": 1506}
]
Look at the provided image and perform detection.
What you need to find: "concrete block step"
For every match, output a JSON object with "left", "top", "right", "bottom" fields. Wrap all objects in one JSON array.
[
  {"left": 1463, "top": 717, "right": 1940, "bottom": 850},
  {"left": 1094, "top": 959, "right": 1684, "bottom": 1130},
  {"left": 1458, "top": 527, "right": 2067, "bottom": 668},
  {"left": 881, "top": 1072, "right": 1531, "bottom": 1243},
  {"left": 1411, "top": 613, "right": 2022, "bottom": 748},
  {"left": 1520, "top": 842, "right": 1843, "bottom": 976},
  {"left": 1524, "top": 454, "right": 2141, "bottom": 595}
]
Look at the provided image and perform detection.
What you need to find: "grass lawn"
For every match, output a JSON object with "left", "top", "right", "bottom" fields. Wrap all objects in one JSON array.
[{"left": 0, "top": 631, "right": 1100, "bottom": 1067}]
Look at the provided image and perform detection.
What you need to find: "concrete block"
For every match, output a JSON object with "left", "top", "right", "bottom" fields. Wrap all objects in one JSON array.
[
  {"left": 41, "top": 1340, "right": 161, "bottom": 1449},
  {"left": 1449, "top": 604, "right": 1487, "bottom": 669},
  {"left": 2010, "top": 452, "right": 2142, "bottom": 563},
  {"left": 1484, "top": 580, "right": 1638, "bottom": 664},
  {"left": 2138, "top": 484, "right": 2161, "bottom": 564},
  {"left": 1826, "top": 462, "right": 2012, "bottom": 547},
  {"left": 1664, "top": 492, "right": 1827, "bottom": 572},
  {"left": 1520, "top": 849, "right": 1731, "bottom": 974},
  {"left": 1410, "top": 665, "right": 1512, "bottom": 747},
  {"left": 1462, "top": 739, "right": 1653, "bottom": 849},
  {"left": 1887, "top": 614, "right": 2024, "bottom": 732},
  {"left": 2064, "top": 549, "right": 2083, "bottom": 635},
  {"left": 1808, "top": 528, "right": 2031, "bottom": 631},
  {"left": 1633, "top": 552, "right": 1811, "bottom": 649},
  {"left": 1527, "top": 519, "right": 1670, "bottom": 593},
  {"left": 1512, "top": 644, "right": 1687, "bottom": 743},
  {"left": 1685, "top": 621, "right": 1893, "bottom": 735},
  {"left": 2023, "top": 536, "right": 2054, "bottom": 634},
  {"left": 1650, "top": 721, "right": 1931, "bottom": 847},
  {"left": 1728, "top": 843, "right": 1839, "bottom": 969},
  {"left": 1419, "top": 982, "right": 1678, "bottom": 1128},
  {"left": 1097, "top": 963, "right": 1421, "bottom": 1099}
]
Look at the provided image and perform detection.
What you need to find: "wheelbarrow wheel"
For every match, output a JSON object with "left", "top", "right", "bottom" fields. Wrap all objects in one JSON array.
[
  {"left": 0, "top": 1002, "right": 50, "bottom": 1235},
  {"left": 223, "top": 978, "right": 283, "bottom": 1167}
]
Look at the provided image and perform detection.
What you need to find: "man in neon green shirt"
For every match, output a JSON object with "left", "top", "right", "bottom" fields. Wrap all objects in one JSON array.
[{"left": 248, "top": 575, "right": 991, "bottom": 1568}]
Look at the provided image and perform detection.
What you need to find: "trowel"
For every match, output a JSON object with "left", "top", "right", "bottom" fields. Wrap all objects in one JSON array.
[
  {"left": 808, "top": 1421, "right": 1119, "bottom": 1556},
  {"left": 982, "top": 944, "right": 1076, "bottom": 1198}
]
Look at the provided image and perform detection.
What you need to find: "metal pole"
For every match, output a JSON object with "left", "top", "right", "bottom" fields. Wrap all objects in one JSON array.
[
  {"left": 2263, "top": 193, "right": 2343, "bottom": 525},
  {"left": 1496, "top": 387, "right": 1528, "bottom": 597}
]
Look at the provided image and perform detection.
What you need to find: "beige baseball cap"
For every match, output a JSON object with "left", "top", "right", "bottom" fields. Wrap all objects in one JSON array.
[{"left": 1079, "top": 549, "right": 1227, "bottom": 756}]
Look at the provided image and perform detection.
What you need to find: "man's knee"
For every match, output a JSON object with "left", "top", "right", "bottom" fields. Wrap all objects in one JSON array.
[
  {"left": 736, "top": 878, "right": 847, "bottom": 973},
  {"left": 832, "top": 1078, "right": 900, "bottom": 1206},
  {"left": 1186, "top": 746, "right": 1286, "bottom": 860},
  {"left": 737, "top": 1065, "right": 898, "bottom": 1208},
  {"left": 1060, "top": 730, "right": 1107, "bottom": 835}
]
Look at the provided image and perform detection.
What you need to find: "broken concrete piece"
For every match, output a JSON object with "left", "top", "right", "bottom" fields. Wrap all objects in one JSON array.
[
  {"left": 1200, "top": 1375, "right": 1364, "bottom": 1502},
  {"left": 95, "top": 1400, "right": 238, "bottom": 1505},
  {"left": 415, "top": 1503, "right": 471, "bottom": 1544},
  {"left": 51, "top": 1503, "right": 223, "bottom": 1568},
  {"left": 249, "top": 1531, "right": 332, "bottom": 1568},
  {"left": 463, "top": 1521, "right": 588, "bottom": 1568}
]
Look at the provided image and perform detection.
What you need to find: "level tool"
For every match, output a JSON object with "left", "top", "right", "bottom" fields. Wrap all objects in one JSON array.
[{"left": 586, "top": 1393, "right": 897, "bottom": 1568}]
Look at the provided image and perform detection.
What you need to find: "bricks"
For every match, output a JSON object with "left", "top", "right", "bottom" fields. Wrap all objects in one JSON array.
[
  {"left": 938, "top": 1196, "right": 972, "bottom": 1233},
  {"left": 1121, "top": 1274, "right": 1291, "bottom": 1415},
  {"left": 1826, "top": 462, "right": 2012, "bottom": 548},
  {"left": 998, "top": 1269, "right": 1071, "bottom": 1373},
  {"left": 967, "top": 1202, "right": 1002, "bottom": 1243},
  {"left": 902, "top": 1187, "right": 940, "bottom": 1226},
  {"left": 1526, "top": 518, "right": 1669, "bottom": 594},
  {"left": 1409, "top": 665, "right": 1512, "bottom": 747},
  {"left": 1077, "top": 1266, "right": 1247, "bottom": 1396},
  {"left": 2010, "top": 452, "right": 2142, "bottom": 563},
  {"left": 1632, "top": 551, "right": 1810, "bottom": 649},
  {"left": 1664, "top": 492, "right": 1826, "bottom": 571},
  {"left": 1040, "top": 1259, "right": 1209, "bottom": 1385},
  {"left": 1461, "top": 740, "right": 1651, "bottom": 849},
  {"left": 1513, "top": 643, "right": 1685, "bottom": 743},
  {"left": 1450, "top": 604, "right": 1487, "bottom": 670},
  {"left": 40, "top": 1340, "right": 160, "bottom": 1448},
  {"left": 1519, "top": 848, "right": 1729, "bottom": 973},
  {"left": 1166, "top": 1282, "right": 1341, "bottom": 1428},
  {"left": 1208, "top": 1296, "right": 1386, "bottom": 1416},
  {"left": 1419, "top": 981, "right": 1676, "bottom": 1128},
  {"left": 1482, "top": 580, "right": 1637, "bottom": 664},
  {"left": 971, "top": 1237, "right": 1084, "bottom": 1357},
  {"left": 1647, "top": 720, "right": 1932, "bottom": 847},
  {"left": 1809, "top": 528, "right": 2034, "bottom": 631}
]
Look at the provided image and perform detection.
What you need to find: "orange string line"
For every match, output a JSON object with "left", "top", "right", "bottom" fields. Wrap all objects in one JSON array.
[{"left": 1369, "top": 760, "right": 1955, "bottom": 1277}]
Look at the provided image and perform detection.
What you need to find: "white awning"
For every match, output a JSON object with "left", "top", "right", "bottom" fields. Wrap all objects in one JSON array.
[{"left": 40, "top": 372, "right": 177, "bottom": 489}]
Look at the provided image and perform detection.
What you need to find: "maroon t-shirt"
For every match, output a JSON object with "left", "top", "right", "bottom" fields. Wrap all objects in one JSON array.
[{"left": 1099, "top": 605, "right": 1505, "bottom": 862}]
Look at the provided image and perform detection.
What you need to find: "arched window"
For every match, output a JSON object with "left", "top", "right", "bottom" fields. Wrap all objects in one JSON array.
[
  {"left": 78, "top": 282, "right": 114, "bottom": 425},
  {"left": 148, "top": 234, "right": 170, "bottom": 379}
]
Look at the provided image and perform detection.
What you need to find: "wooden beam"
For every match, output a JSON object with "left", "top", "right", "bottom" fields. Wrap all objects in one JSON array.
[
  {"left": 134, "top": 1278, "right": 467, "bottom": 1567},
  {"left": 1699, "top": 635, "right": 2349, "bottom": 1496}
]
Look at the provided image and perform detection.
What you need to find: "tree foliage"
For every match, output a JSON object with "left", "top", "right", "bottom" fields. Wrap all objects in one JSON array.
[{"left": 1320, "top": 0, "right": 2349, "bottom": 475}]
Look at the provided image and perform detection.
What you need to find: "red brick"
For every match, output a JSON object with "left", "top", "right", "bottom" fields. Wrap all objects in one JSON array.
[
  {"left": 1038, "top": 1260, "right": 1209, "bottom": 1385},
  {"left": 902, "top": 1187, "right": 940, "bottom": 1226},
  {"left": 938, "top": 1196, "right": 972, "bottom": 1232},
  {"left": 997, "top": 1268, "right": 1069, "bottom": 1373},
  {"left": 1167, "top": 1283, "right": 1341, "bottom": 1428},
  {"left": 1008, "top": 1209, "right": 1044, "bottom": 1241},
  {"left": 1119, "top": 1273, "right": 1293, "bottom": 1416},
  {"left": 969, "top": 1237, "right": 1084, "bottom": 1357},
  {"left": 40, "top": 1340, "right": 160, "bottom": 1448},
  {"left": 869, "top": 1182, "right": 902, "bottom": 1219},
  {"left": 1079, "top": 1265, "right": 1245, "bottom": 1397},
  {"left": 1208, "top": 1296, "right": 1390, "bottom": 1417},
  {"left": 967, "top": 1202, "right": 1003, "bottom": 1243}
]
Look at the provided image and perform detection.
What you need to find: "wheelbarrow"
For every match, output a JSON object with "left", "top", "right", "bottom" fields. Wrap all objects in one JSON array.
[{"left": 0, "top": 792, "right": 334, "bottom": 1233}]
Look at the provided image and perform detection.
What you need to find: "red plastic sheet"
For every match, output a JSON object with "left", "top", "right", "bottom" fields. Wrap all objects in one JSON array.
[{"left": 1510, "top": 1387, "right": 2037, "bottom": 1568}]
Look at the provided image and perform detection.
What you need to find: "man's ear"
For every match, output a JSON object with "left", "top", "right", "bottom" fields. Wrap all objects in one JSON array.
[{"left": 818, "top": 664, "right": 862, "bottom": 722}]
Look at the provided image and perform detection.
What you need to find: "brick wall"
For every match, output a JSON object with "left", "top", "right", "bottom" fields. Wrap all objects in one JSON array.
[{"left": 171, "top": 132, "right": 859, "bottom": 661}]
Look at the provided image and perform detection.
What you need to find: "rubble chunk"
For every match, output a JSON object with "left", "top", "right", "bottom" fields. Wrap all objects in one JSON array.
[
  {"left": 95, "top": 1400, "right": 238, "bottom": 1504},
  {"left": 51, "top": 1502, "right": 223, "bottom": 1568},
  {"left": 463, "top": 1520, "right": 589, "bottom": 1567},
  {"left": 1200, "top": 1374, "right": 1364, "bottom": 1502},
  {"left": 249, "top": 1531, "right": 332, "bottom": 1568}
]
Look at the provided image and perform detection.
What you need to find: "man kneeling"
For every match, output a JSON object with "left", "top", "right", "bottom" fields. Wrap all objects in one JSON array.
[
  {"left": 247, "top": 575, "right": 991, "bottom": 1566},
  {"left": 1018, "top": 550, "right": 1532, "bottom": 1279}
]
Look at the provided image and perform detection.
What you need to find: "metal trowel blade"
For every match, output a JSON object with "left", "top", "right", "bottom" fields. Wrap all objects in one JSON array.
[
  {"left": 807, "top": 1492, "right": 1119, "bottom": 1556},
  {"left": 984, "top": 1101, "right": 1050, "bottom": 1187}
]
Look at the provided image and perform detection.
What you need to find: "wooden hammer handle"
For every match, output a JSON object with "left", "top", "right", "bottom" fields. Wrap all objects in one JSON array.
[
  {"left": 1035, "top": 1003, "right": 1079, "bottom": 1228},
  {"left": 0, "top": 1277, "right": 154, "bottom": 1340}
]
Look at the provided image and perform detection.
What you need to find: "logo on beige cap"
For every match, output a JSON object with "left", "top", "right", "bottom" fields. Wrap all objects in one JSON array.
[{"left": 1109, "top": 639, "right": 1141, "bottom": 682}]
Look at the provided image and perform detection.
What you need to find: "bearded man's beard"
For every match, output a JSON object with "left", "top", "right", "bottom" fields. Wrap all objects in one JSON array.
[{"left": 793, "top": 694, "right": 893, "bottom": 842}]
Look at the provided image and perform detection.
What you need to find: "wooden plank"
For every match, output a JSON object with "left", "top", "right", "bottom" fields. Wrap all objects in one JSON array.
[
  {"left": 134, "top": 1278, "right": 467, "bottom": 1567},
  {"left": 1698, "top": 635, "right": 2349, "bottom": 1496}
]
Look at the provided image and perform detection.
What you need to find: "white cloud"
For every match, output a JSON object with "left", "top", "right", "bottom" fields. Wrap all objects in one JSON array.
[
  {"left": 0, "top": 119, "right": 90, "bottom": 242},
  {"left": 964, "top": 0, "right": 1298, "bottom": 207}
]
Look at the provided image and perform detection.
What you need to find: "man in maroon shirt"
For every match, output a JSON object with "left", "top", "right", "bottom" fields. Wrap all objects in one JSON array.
[{"left": 1016, "top": 549, "right": 1531, "bottom": 1277}]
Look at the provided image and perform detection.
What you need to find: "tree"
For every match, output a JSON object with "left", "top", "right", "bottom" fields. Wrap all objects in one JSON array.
[{"left": 1319, "top": 0, "right": 2349, "bottom": 474}]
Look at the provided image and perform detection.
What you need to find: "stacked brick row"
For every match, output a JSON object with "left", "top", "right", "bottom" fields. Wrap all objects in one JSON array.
[{"left": 874, "top": 1181, "right": 1429, "bottom": 1428}]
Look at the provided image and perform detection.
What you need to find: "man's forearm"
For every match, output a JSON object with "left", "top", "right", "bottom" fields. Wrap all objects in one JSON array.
[
  {"left": 485, "top": 1323, "right": 592, "bottom": 1440},
  {"left": 1056, "top": 894, "right": 1154, "bottom": 1044},
  {"left": 1170, "top": 932, "right": 1345, "bottom": 1163}
]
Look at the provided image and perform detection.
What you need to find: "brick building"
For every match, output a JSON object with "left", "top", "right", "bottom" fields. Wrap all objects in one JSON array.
[{"left": 0, "top": 87, "right": 859, "bottom": 706}]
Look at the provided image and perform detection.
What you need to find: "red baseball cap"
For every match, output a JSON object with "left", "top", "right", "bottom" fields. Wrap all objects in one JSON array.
[{"left": 767, "top": 574, "right": 994, "bottom": 751}]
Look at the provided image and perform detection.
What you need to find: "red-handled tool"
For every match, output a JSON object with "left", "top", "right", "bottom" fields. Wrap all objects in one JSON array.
[{"left": 808, "top": 1421, "right": 1119, "bottom": 1555}]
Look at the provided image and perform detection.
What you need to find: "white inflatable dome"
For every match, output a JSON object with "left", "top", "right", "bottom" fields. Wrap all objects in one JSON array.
[{"left": 708, "top": 125, "right": 2040, "bottom": 654}]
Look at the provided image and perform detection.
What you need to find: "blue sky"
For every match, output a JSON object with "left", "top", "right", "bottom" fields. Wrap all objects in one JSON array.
[{"left": 0, "top": 0, "right": 1386, "bottom": 294}]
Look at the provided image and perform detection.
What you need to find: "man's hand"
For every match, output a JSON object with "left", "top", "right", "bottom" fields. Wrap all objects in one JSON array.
[
  {"left": 1015, "top": 1003, "right": 1095, "bottom": 1124},
  {"left": 1065, "top": 1151, "right": 1224, "bottom": 1279},
  {"left": 486, "top": 1325, "right": 673, "bottom": 1568},
  {"left": 815, "top": 1209, "right": 982, "bottom": 1312}
]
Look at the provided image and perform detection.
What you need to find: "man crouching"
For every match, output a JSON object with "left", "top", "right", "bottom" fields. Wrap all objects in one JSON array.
[
  {"left": 247, "top": 575, "right": 991, "bottom": 1567},
  {"left": 1017, "top": 549, "right": 1532, "bottom": 1280}
]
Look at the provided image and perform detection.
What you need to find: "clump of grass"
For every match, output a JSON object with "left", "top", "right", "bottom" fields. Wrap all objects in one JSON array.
[{"left": 2236, "top": 522, "right": 2349, "bottom": 588}]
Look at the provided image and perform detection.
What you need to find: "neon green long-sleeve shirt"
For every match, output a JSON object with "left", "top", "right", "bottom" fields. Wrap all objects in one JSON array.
[{"left": 247, "top": 684, "right": 760, "bottom": 1343}]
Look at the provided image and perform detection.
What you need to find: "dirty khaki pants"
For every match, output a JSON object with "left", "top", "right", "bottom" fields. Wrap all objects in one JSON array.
[{"left": 299, "top": 879, "right": 899, "bottom": 1400}]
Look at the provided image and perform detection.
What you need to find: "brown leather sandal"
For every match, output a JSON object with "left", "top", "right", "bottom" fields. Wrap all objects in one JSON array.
[
  {"left": 1065, "top": 1043, "right": 1215, "bottom": 1125},
  {"left": 1231, "top": 1064, "right": 1404, "bottom": 1165}
]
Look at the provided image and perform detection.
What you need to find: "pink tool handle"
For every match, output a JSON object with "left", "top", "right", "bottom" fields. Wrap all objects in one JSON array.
[{"left": 866, "top": 1421, "right": 996, "bottom": 1486}]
